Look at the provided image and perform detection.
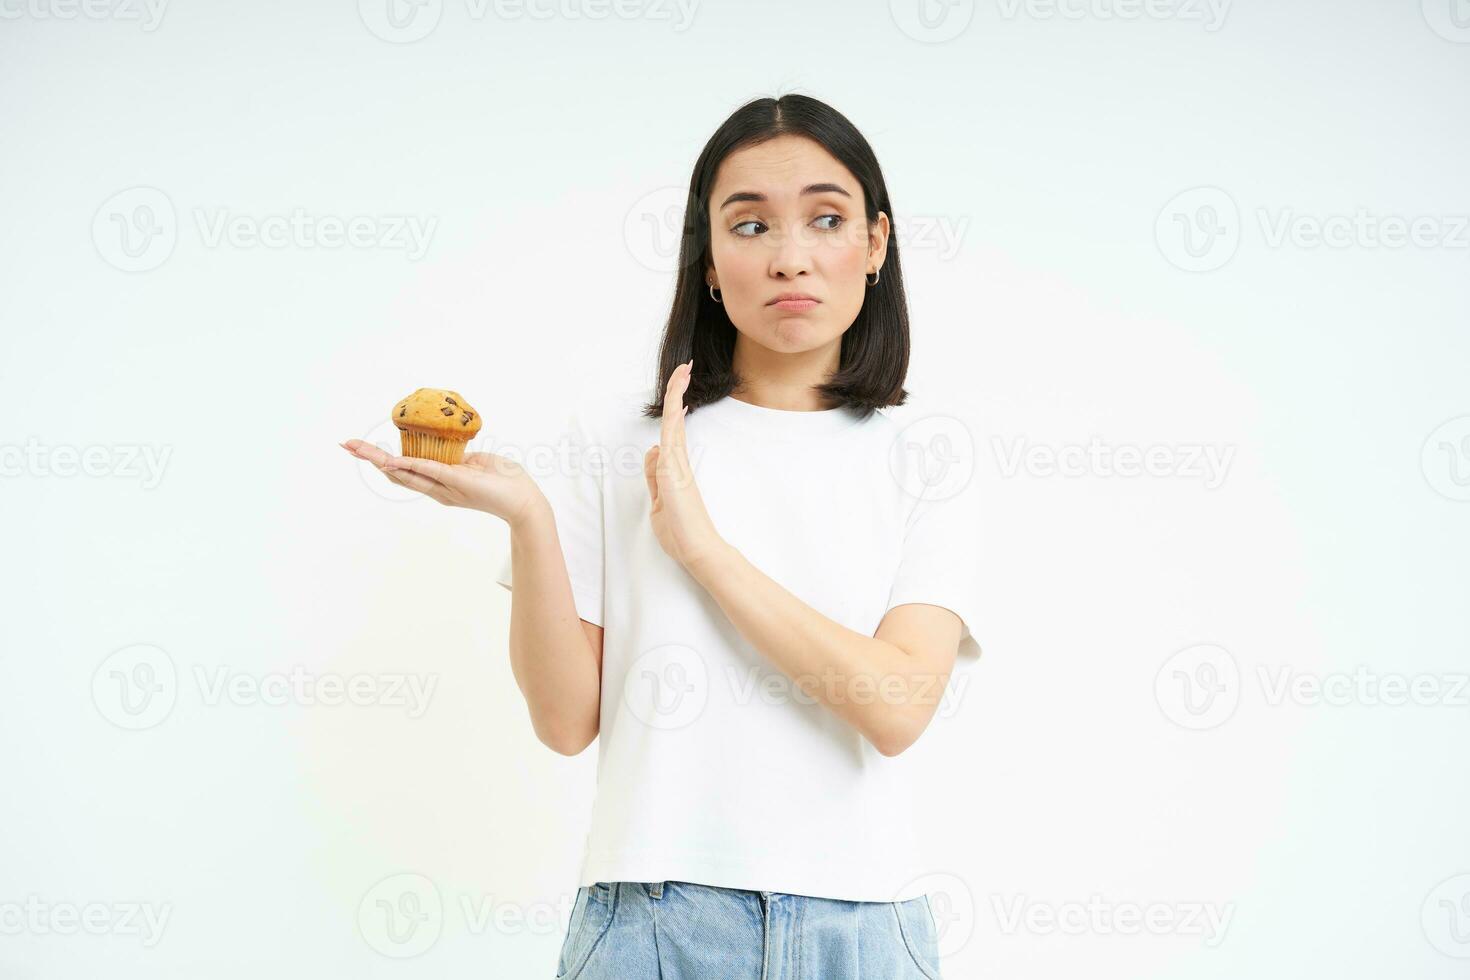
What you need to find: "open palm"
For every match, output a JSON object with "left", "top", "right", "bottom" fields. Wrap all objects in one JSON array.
[
  {"left": 644, "top": 359, "right": 726, "bottom": 570},
  {"left": 341, "top": 439, "right": 541, "bottom": 525}
]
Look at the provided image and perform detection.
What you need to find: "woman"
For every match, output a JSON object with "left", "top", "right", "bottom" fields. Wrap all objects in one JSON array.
[{"left": 343, "top": 93, "right": 980, "bottom": 979}]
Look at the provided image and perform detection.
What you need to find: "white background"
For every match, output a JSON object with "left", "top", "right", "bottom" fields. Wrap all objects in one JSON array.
[{"left": 2, "top": 0, "right": 1468, "bottom": 977}]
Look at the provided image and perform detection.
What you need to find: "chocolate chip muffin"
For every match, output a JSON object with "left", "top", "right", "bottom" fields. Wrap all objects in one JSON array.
[{"left": 391, "top": 388, "right": 482, "bottom": 464}]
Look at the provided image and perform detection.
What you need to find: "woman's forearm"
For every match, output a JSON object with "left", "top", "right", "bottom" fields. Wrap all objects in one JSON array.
[
  {"left": 504, "top": 494, "right": 601, "bottom": 754},
  {"left": 685, "top": 544, "right": 944, "bottom": 756}
]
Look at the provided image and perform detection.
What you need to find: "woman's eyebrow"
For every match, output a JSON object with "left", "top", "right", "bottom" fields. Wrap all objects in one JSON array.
[{"left": 717, "top": 182, "right": 852, "bottom": 210}]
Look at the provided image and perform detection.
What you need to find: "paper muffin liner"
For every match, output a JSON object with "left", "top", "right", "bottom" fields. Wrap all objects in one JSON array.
[{"left": 398, "top": 428, "right": 469, "bottom": 465}]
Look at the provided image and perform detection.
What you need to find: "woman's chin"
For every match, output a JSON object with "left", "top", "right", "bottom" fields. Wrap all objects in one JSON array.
[{"left": 763, "top": 319, "right": 835, "bottom": 351}]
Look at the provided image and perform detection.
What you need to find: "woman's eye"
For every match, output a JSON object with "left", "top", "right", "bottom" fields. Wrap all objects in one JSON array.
[{"left": 731, "top": 215, "right": 842, "bottom": 237}]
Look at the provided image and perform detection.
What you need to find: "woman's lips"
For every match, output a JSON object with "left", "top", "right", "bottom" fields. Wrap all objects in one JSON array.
[{"left": 771, "top": 298, "right": 819, "bottom": 312}]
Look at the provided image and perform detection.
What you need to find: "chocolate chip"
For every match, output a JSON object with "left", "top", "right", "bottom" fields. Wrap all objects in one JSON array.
[
  {"left": 398, "top": 407, "right": 406, "bottom": 417},
  {"left": 441, "top": 406, "right": 454, "bottom": 416},
  {"left": 461, "top": 413, "right": 471, "bottom": 425},
  {"left": 445, "top": 396, "right": 458, "bottom": 406}
]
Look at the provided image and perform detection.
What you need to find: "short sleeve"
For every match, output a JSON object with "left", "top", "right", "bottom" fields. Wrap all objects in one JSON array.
[
  {"left": 494, "top": 408, "right": 605, "bottom": 627},
  {"left": 884, "top": 485, "right": 983, "bottom": 664}
]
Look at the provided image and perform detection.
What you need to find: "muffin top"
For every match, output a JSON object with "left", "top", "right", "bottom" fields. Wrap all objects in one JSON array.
[{"left": 391, "top": 388, "right": 482, "bottom": 438}]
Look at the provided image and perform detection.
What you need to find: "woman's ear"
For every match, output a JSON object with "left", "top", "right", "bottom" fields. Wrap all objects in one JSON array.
[{"left": 868, "top": 211, "right": 891, "bottom": 272}]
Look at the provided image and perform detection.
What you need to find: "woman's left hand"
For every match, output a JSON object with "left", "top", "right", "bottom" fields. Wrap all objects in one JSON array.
[{"left": 645, "top": 360, "right": 727, "bottom": 573}]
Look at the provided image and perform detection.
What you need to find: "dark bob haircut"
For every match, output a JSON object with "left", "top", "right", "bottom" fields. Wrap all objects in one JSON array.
[{"left": 640, "top": 93, "right": 911, "bottom": 422}]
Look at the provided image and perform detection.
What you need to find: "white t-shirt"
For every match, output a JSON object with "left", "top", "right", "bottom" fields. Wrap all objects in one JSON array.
[{"left": 495, "top": 389, "right": 982, "bottom": 902}]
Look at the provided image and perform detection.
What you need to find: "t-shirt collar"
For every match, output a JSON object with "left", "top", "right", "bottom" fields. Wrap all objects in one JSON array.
[{"left": 694, "top": 393, "right": 866, "bottom": 438}]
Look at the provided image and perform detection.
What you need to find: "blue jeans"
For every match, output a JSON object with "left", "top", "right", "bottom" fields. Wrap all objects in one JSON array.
[{"left": 554, "top": 880, "right": 944, "bottom": 979}]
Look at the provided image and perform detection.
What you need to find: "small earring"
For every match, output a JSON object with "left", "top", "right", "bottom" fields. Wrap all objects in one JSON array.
[
  {"left": 865, "top": 269, "right": 880, "bottom": 286},
  {"left": 708, "top": 281, "right": 722, "bottom": 304}
]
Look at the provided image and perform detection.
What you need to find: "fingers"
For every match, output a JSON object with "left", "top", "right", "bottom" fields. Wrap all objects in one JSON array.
[
  {"left": 342, "top": 440, "right": 391, "bottom": 466},
  {"left": 660, "top": 359, "right": 692, "bottom": 456},
  {"left": 341, "top": 440, "right": 449, "bottom": 499},
  {"left": 340, "top": 438, "right": 475, "bottom": 514},
  {"left": 643, "top": 445, "right": 660, "bottom": 510},
  {"left": 658, "top": 360, "right": 694, "bottom": 492},
  {"left": 384, "top": 465, "right": 443, "bottom": 498},
  {"left": 382, "top": 453, "right": 463, "bottom": 491},
  {"left": 340, "top": 438, "right": 457, "bottom": 486}
]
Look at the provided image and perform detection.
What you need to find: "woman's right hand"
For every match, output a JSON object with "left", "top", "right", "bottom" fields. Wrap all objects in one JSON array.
[{"left": 341, "top": 440, "right": 545, "bottom": 527}]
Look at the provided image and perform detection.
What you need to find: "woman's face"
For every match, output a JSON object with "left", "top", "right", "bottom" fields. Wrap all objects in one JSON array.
[{"left": 704, "top": 134, "right": 888, "bottom": 358}]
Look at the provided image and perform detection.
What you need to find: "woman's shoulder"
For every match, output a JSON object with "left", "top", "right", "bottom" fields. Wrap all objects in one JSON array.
[
  {"left": 565, "top": 388, "right": 661, "bottom": 453},
  {"left": 870, "top": 395, "right": 981, "bottom": 445}
]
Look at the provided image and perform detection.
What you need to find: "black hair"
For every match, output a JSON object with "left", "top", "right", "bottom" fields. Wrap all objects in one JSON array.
[{"left": 640, "top": 93, "right": 911, "bottom": 421}]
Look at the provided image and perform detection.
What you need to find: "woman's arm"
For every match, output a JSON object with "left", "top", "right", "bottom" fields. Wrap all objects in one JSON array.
[
  {"left": 503, "top": 495, "right": 603, "bottom": 756},
  {"left": 641, "top": 363, "right": 962, "bottom": 756},
  {"left": 340, "top": 439, "right": 602, "bottom": 756},
  {"left": 685, "top": 546, "right": 962, "bottom": 757}
]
